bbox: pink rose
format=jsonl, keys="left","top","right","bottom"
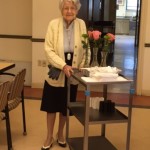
{"left": 88, "top": 31, "right": 93, "bottom": 38}
{"left": 92, "top": 31, "right": 101, "bottom": 40}
{"left": 107, "top": 33, "right": 115, "bottom": 41}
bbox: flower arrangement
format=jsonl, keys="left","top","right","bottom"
{"left": 82, "top": 30, "right": 115, "bottom": 67}
{"left": 102, "top": 33, "right": 115, "bottom": 52}
{"left": 82, "top": 30, "right": 102, "bottom": 49}
{"left": 82, "top": 30, "right": 115, "bottom": 52}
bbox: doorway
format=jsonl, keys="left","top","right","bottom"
{"left": 77, "top": 0, "right": 141, "bottom": 82}
{"left": 114, "top": 0, "right": 141, "bottom": 82}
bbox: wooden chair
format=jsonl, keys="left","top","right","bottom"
{"left": 1, "top": 68, "right": 27, "bottom": 142}
{"left": 7, "top": 68, "right": 27, "bottom": 135}
{"left": 0, "top": 81, "right": 12, "bottom": 150}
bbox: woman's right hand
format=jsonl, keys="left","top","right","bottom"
{"left": 63, "top": 65, "right": 73, "bottom": 77}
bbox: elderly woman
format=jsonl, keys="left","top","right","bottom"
{"left": 40, "top": 0, "right": 90, "bottom": 149}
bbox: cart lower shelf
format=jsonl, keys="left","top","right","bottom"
{"left": 69, "top": 104, "right": 128, "bottom": 125}
{"left": 68, "top": 136, "right": 117, "bottom": 150}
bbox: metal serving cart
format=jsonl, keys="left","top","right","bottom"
{"left": 66, "top": 71, "right": 134, "bottom": 150}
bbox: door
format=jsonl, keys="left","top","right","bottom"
{"left": 135, "top": 0, "right": 141, "bottom": 47}
{"left": 77, "top": 0, "right": 89, "bottom": 26}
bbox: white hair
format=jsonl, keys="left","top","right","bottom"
{"left": 59, "top": 0, "right": 81, "bottom": 11}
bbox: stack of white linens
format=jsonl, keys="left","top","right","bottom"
{"left": 87, "top": 66, "right": 121, "bottom": 80}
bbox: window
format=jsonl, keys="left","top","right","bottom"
{"left": 117, "top": 0, "right": 124, "bottom": 6}
{"left": 126, "top": 0, "right": 138, "bottom": 10}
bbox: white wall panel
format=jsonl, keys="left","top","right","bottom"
{"left": 0, "top": 39, "right": 32, "bottom": 62}
{"left": 32, "top": 42, "right": 48, "bottom": 88}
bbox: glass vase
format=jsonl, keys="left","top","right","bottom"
{"left": 90, "top": 47, "right": 99, "bottom": 67}
{"left": 84, "top": 49, "right": 89, "bottom": 68}
{"left": 100, "top": 51, "right": 108, "bottom": 67}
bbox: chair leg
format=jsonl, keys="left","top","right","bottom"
{"left": 5, "top": 105, "right": 13, "bottom": 150}
{"left": 21, "top": 88, "right": 27, "bottom": 135}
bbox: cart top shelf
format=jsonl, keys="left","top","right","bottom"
{"left": 72, "top": 71, "right": 133, "bottom": 86}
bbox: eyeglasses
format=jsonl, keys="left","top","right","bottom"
{"left": 63, "top": 7, "right": 77, "bottom": 11}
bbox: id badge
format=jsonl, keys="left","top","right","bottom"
{"left": 67, "top": 53, "right": 71, "bottom": 60}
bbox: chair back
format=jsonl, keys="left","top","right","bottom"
{"left": 0, "top": 81, "right": 10, "bottom": 112}
{"left": 8, "top": 69, "right": 26, "bottom": 101}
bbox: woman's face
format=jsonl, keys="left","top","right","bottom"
{"left": 61, "top": 1, "right": 78, "bottom": 24}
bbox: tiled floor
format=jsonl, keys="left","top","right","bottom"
{"left": 114, "top": 35, "right": 137, "bottom": 80}
{"left": 113, "top": 35, "right": 137, "bottom": 94}
{"left": 1, "top": 100, "right": 150, "bottom": 150}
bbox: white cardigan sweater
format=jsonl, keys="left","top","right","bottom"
{"left": 44, "top": 17, "right": 90, "bottom": 87}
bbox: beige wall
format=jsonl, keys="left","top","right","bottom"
{"left": 32, "top": 0, "right": 61, "bottom": 87}
{"left": 32, "top": 0, "right": 61, "bottom": 38}
{"left": 0, "top": 0, "right": 32, "bottom": 86}
{"left": 0, "top": 0, "right": 32, "bottom": 35}
{"left": 136, "top": 0, "right": 150, "bottom": 96}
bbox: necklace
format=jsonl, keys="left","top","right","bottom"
{"left": 66, "top": 25, "right": 73, "bottom": 60}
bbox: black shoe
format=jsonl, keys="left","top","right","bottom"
{"left": 41, "top": 138, "right": 53, "bottom": 150}
{"left": 57, "top": 139, "right": 67, "bottom": 148}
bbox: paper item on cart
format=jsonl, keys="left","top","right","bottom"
{"left": 90, "top": 97, "right": 104, "bottom": 109}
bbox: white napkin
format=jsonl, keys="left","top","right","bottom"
{"left": 90, "top": 72, "right": 118, "bottom": 79}
{"left": 88, "top": 66, "right": 121, "bottom": 79}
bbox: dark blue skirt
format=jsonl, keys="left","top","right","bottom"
{"left": 40, "top": 53, "right": 78, "bottom": 116}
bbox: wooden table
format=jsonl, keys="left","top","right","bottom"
{"left": 0, "top": 61, "right": 15, "bottom": 74}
